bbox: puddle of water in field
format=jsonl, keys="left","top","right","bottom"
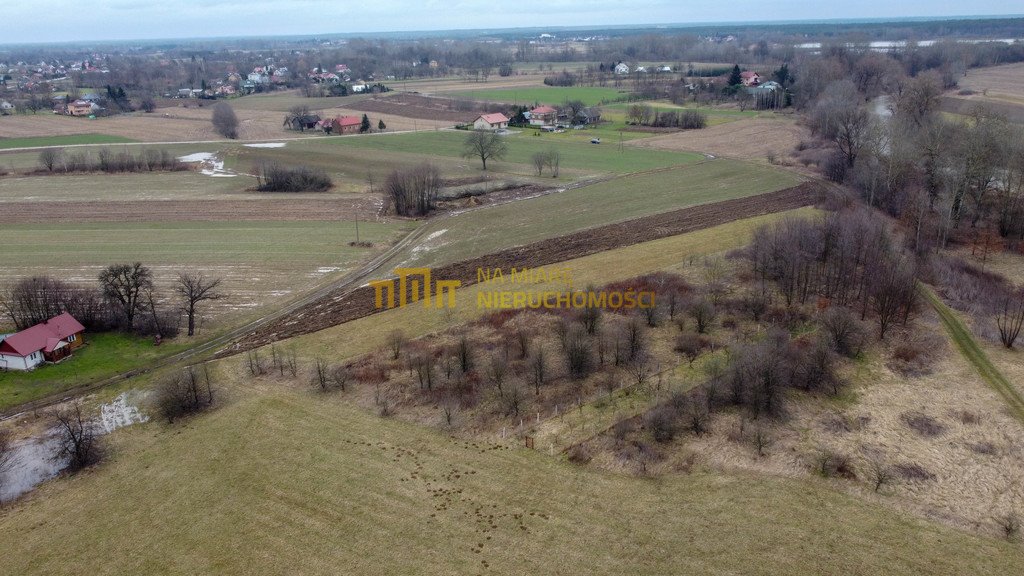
{"left": 0, "top": 392, "right": 148, "bottom": 502}
{"left": 0, "top": 433, "right": 65, "bottom": 502}
{"left": 244, "top": 142, "right": 286, "bottom": 148}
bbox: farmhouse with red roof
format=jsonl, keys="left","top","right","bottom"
{"left": 330, "top": 115, "right": 363, "bottom": 134}
{"left": 472, "top": 113, "right": 509, "bottom": 131}
{"left": 528, "top": 105, "right": 558, "bottom": 126}
{"left": 0, "top": 313, "right": 85, "bottom": 371}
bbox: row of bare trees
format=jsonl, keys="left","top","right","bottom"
{"left": 38, "top": 147, "right": 185, "bottom": 174}
{"left": 1, "top": 265, "right": 220, "bottom": 337}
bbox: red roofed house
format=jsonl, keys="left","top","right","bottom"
{"left": 472, "top": 113, "right": 509, "bottom": 131}
{"left": 0, "top": 313, "right": 85, "bottom": 371}
{"left": 331, "top": 115, "right": 363, "bottom": 134}
{"left": 528, "top": 105, "right": 557, "bottom": 126}
{"left": 740, "top": 71, "right": 761, "bottom": 87}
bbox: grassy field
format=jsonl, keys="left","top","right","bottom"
{"left": 288, "top": 208, "right": 818, "bottom": 360}
{"left": 923, "top": 286, "right": 1024, "bottom": 424}
{"left": 0, "top": 220, "right": 417, "bottom": 325}
{"left": 327, "top": 130, "right": 702, "bottom": 174}
{"left": 0, "top": 333, "right": 189, "bottom": 412}
{"left": 442, "top": 86, "right": 631, "bottom": 106}
{"left": 389, "top": 159, "right": 802, "bottom": 268}
{"left": 0, "top": 134, "right": 136, "bottom": 149}
{"left": 0, "top": 383, "right": 1019, "bottom": 575}
{"left": 0, "top": 170, "right": 245, "bottom": 201}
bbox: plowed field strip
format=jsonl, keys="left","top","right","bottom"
{"left": 222, "top": 182, "right": 825, "bottom": 354}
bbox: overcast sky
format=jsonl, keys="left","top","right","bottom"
{"left": 3, "top": 1, "right": 1019, "bottom": 44}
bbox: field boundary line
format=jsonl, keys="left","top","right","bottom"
{"left": 922, "top": 285, "right": 1024, "bottom": 424}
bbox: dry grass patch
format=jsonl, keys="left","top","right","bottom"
{"left": 656, "top": 305, "right": 1024, "bottom": 537}
{"left": 0, "top": 382, "right": 1020, "bottom": 574}
{"left": 626, "top": 116, "right": 809, "bottom": 163}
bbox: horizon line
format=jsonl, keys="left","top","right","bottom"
{"left": 1, "top": 13, "right": 1023, "bottom": 48}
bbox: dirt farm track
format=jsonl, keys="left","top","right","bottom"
{"left": 221, "top": 182, "right": 825, "bottom": 354}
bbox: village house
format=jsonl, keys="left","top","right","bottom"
{"left": 66, "top": 99, "right": 97, "bottom": 116}
{"left": 614, "top": 62, "right": 630, "bottom": 75}
{"left": 575, "top": 107, "right": 602, "bottom": 125}
{"left": 747, "top": 80, "right": 781, "bottom": 95}
{"left": 740, "top": 71, "right": 761, "bottom": 86}
{"left": 288, "top": 113, "right": 322, "bottom": 131}
{"left": 328, "top": 115, "right": 362, "bottom": 134}
{"left": 0, "top": 100, "right": 13, "bottom": 115}
{"left": 247, "top": 71, "right": 270, "bottom": 85}
{"left": 528, "top": 105, "right": 557, "bottom": 126}
{"left": 473, "top": 113, "right": 510, "bottom": 131}
{"left": 0, "top": 313, "right": 85, "bottom": 371}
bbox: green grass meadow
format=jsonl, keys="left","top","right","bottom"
{"left": 0, "top": 332, "right": 188, "bottom": 411}
{"left": 442, "top": 86, "right": 630, "bottom": 106}
{"left": 0, "top": 133, "right": 136, "bottom": 150}
{"left": 390, "top": 159, "right": 801, "bottom": 267}
{"left": 324, "top": 130, "right": 702, "bottom": 174}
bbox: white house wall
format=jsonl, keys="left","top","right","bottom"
{"left": 0, "top": 351, "right": 42, "bottom": 371}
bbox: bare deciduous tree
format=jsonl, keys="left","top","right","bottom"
{"left": 527, "top": 345, "right": 547, "bottom": 394}
{"left": 996, "top": 288, "right": 1024, "bottom": 349}
{"left": 462, "top": 130, "right": 508, "bottom": 170}
{"left": 387, "top": 330, "right": 406, "bottom": 360}
{"left": 689, "top": 298, "right": 717, "bottom": 334}
{"left": 156, "top": 365, "right": 215, "bottom": 422}
{"left": 38, "top": 148, "right": 64, "bottom": 172}
{"left": 531, "top": 151, "right": 547, "bottom": 176}
{"left": 52, "top": 403, "right": 102, "bottom": 472}
{"left": 868, "top": 458, "right": 894, "bottom": 492}
{"left": 311, "top": 357, "right": 330, "bottom": 391}
{"left": 175, "top": 271, "right": 222, "bottom": 337}
{"left": 751, "top": 425, "right": 772, "bottom": 457}
{"left": 501, "top": 384, "right": 526, "bottom": 417}
{"left": 98, "top": 262, "right": 153, "bottom": 329}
